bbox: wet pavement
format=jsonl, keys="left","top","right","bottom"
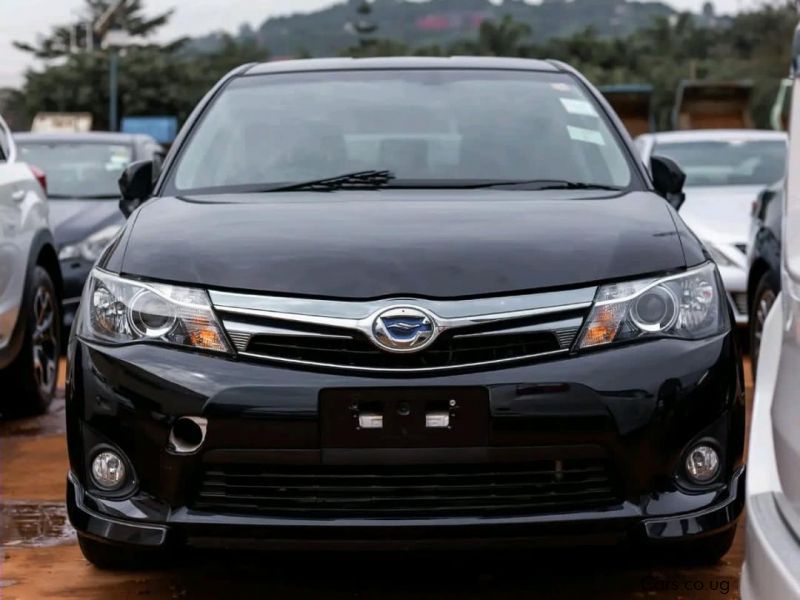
{"left": 0, "top": 359, "right": 750, "bottom": 599}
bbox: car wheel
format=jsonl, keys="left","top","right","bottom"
{"left": 750, "top": 271, "right": 779, "bottom": 380}
{"left": 0, "top": 266, "right": 61, "bottom": 417}
{"left": 653, "top": 526, "right": 737, "bottom": 566}
{"left": 77, "top": 534, "right": 169, "bottom": 570}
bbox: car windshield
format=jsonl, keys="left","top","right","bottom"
{"left": 171, "top": 69, "right": 634, "bottom": 194}
{"left": 654, "top": 139, "right": 787, "bottom": 188}
{"left": 17, "top": 141, "right": 133, "bottom": 198}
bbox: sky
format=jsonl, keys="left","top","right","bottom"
{"left": 0, "top": 0, "right": 765, "bottom": 88}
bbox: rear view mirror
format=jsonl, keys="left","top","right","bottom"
{"left": 650, "top": 155, "right": 686, "bottom": 211}
{"left": 119, "top": 160, "right": 155, "bottom": 218}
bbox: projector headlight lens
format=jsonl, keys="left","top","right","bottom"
{"left": 83, "top": 268, "right": 232, "bottom": 354}
{"left": 578, "top": 262, "right": 725, "bottom": 349}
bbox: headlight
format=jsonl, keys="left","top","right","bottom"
{"left": 703, "top": 242, "right": 737, "bottom": 268}
{"left": 82, "top": 269, "right": 232, "bottom": 354}
{"left": 577, "top": 262, "right": 726, "bottom": 349}
{"left": 59, "top": 225, "right": 121, "bottom": 261}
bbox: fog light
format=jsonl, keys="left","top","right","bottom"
{"left": 685, "top": 445, "right": 720, "bottom": 484}
{"left": 91, "top": 451, "right": 126, "bottom": 490}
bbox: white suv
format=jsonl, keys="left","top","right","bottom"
{"left": 0, "top": 113, "right": 62, "bottom": 415}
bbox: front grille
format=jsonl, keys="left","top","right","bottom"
{"left": 731, "top": 292, "right": 748, "bottom": 316}
{"left": 210, "top": 288, "right": 594, "bottom": 373}
{"left": 192, "top": 460, "right": 622, "bottom": 518}
{"left": 245, "top": 326, "right": 565, "bottom": 371}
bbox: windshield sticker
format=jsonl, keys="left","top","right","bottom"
{"left": 560, "top": 98, "right": 598, "bottom": 117}
{"left": 551, "top": 83, "right": 572, "bottom": 92}
{"left": 106, "top": 147, "right": 132, "bottom": 171}
{"left": 567, "top": 126, "right": 606, "bottom": 146}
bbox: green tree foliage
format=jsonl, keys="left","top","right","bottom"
{"left": 13, "top": 0, "right": 173, "bottom": 58}
{"left": 531, "top": 3, "right": 796, "bottom": 128}
{"left": 12, "top": 3, "right": 268, "bottom": 129}
{"left": 450, "top": 15, "right": 532, "bottom": 57}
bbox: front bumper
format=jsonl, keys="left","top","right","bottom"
{"left": 742, "top": 493, "right": 800, "bottom": 599}
{"left": 68, "top": 467, "right": 745, "bottom": 551}
{"left": 66, "top": 331, "right": 745, "bottom": 551}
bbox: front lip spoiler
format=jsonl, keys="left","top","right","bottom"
{"left": 642, "top": 465, "right": 746, "bottom": 541}
{"left": 67, "top": 473, "right": 168, "bottom": 548}
{"left": 66, "top": 467, "right": 745, "bottom": 550}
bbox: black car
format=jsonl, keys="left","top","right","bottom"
{"left": 747, "top": 180, "right": 784, "bottom": 373}
{"left": 15, "top": 132, "right": 165, "bottom": 335}
{"left": 66, "top": 58, "right": 745, "bottom": 569}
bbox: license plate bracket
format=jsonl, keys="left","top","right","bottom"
{"left": 320, "top": 388, "right": 489, "bottom": 448}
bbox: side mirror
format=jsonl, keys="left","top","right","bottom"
{"left": 650, "top": 155, "right": 686, "bottom": 211}
{"left": 119, "top": 160, "right": 155, "bottom": 218}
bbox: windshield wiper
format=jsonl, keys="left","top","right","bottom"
{"left": 263, "top": 170, "right": 396, "bottom": 192}
{"left": 464, "top": 179, "right": 623, "bottom": 191}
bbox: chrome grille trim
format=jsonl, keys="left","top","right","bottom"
{"left": 210, "top": 287, "right": 595, "bottom": 372}
{"left": 221, "top": 319, "right": 354, "bottom": 353}
{"left": 237, "top": 348, "right": 570, "bottom": 374}
{"left": 209, "top": 287, "right": 596, "bottom": 321}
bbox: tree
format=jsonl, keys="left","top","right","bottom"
{"left": 10, "top": 2, "right": 268, "bottom": 130}
{"left": 14, "top": 0, "right": 173, "bottom": 59}
{"left": 449, "top": 16, "right": 532, "bottom": 57}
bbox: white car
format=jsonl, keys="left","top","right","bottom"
{"left": 741, "top": 17, "right": 800, "bottom": 599}
{"left": 0, "top": 114, "right": 62, "bottom": 416}
{"left": 637, "top": 129, "right": 787, "bottom": 325}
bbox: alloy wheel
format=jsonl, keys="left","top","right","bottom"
{"left": 753, "top": 288, "right": 777, "bottom": 368}
{"left": 31, "top": 285, "right": 57, "bottom": 397}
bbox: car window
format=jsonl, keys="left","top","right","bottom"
{"left": 17, "top": 142, "right": 134, "bottom": 198}
{"left": 171, "top": 69, "right": 634, "bottom": 194}
{"left": 655, "top": 139, "right": 787, "bottom": 188}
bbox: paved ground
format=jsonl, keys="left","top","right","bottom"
{"left": 0, "top": 360, "right": 750, "bottom": 599}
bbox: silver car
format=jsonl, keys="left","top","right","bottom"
{"left": 637, "top": 129, "right": 787, "bottom": 325}
{"left": 0, "top": 114, "right": 62, "bottom": 416}
{"left": 741, "top": 16, "right": 800, "bottom": 599}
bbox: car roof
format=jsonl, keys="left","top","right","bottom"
{"left": 645, "top": 129, "right": 788, "bottom": 144}
{"left": 14, "top": 131, "right": 155, "bottom": 145}
{"left": 245, "top": 56, "right": 560, "bottom": 76}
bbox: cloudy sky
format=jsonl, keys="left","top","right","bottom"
{"left": 0, "top": 0, "right": 765, "bottom": 88}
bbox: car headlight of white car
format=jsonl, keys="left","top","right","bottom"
{"left": 578, "top": 262, "right": 727, "bottom": 348}
{"left": 59, "top": 225, "right": 122, "bottom": 262}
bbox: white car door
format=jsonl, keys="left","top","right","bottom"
{"left": 0, "top": 115, "right": 49, "bottom": 351}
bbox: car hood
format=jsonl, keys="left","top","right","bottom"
{"left": 48, "top": 198, "right": 124, "bottom": 247}
{"left": 118, "top": 190, "right": 686, "bottom": 299}
{"left": 679, "top": 185, "right": 763, "bottom": 245}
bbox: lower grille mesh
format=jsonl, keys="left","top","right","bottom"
{"left": 192, "top": 460, "right": 622, "bottom": 518}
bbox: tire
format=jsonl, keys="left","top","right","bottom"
{"left": 750, "top": 270, "right": 779, "bottom": 380}
{"left": 77, "top": 534, "right": 168, "bottom": 570}
{"left": 0, "top": 266, "right": 61, "bottom": 417}
{"left": 653, "top": 526, "right": 737, "bottom": 566}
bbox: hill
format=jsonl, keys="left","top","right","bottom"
{"left": 190, "top": 0, "right": 683, "bottom": 58}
